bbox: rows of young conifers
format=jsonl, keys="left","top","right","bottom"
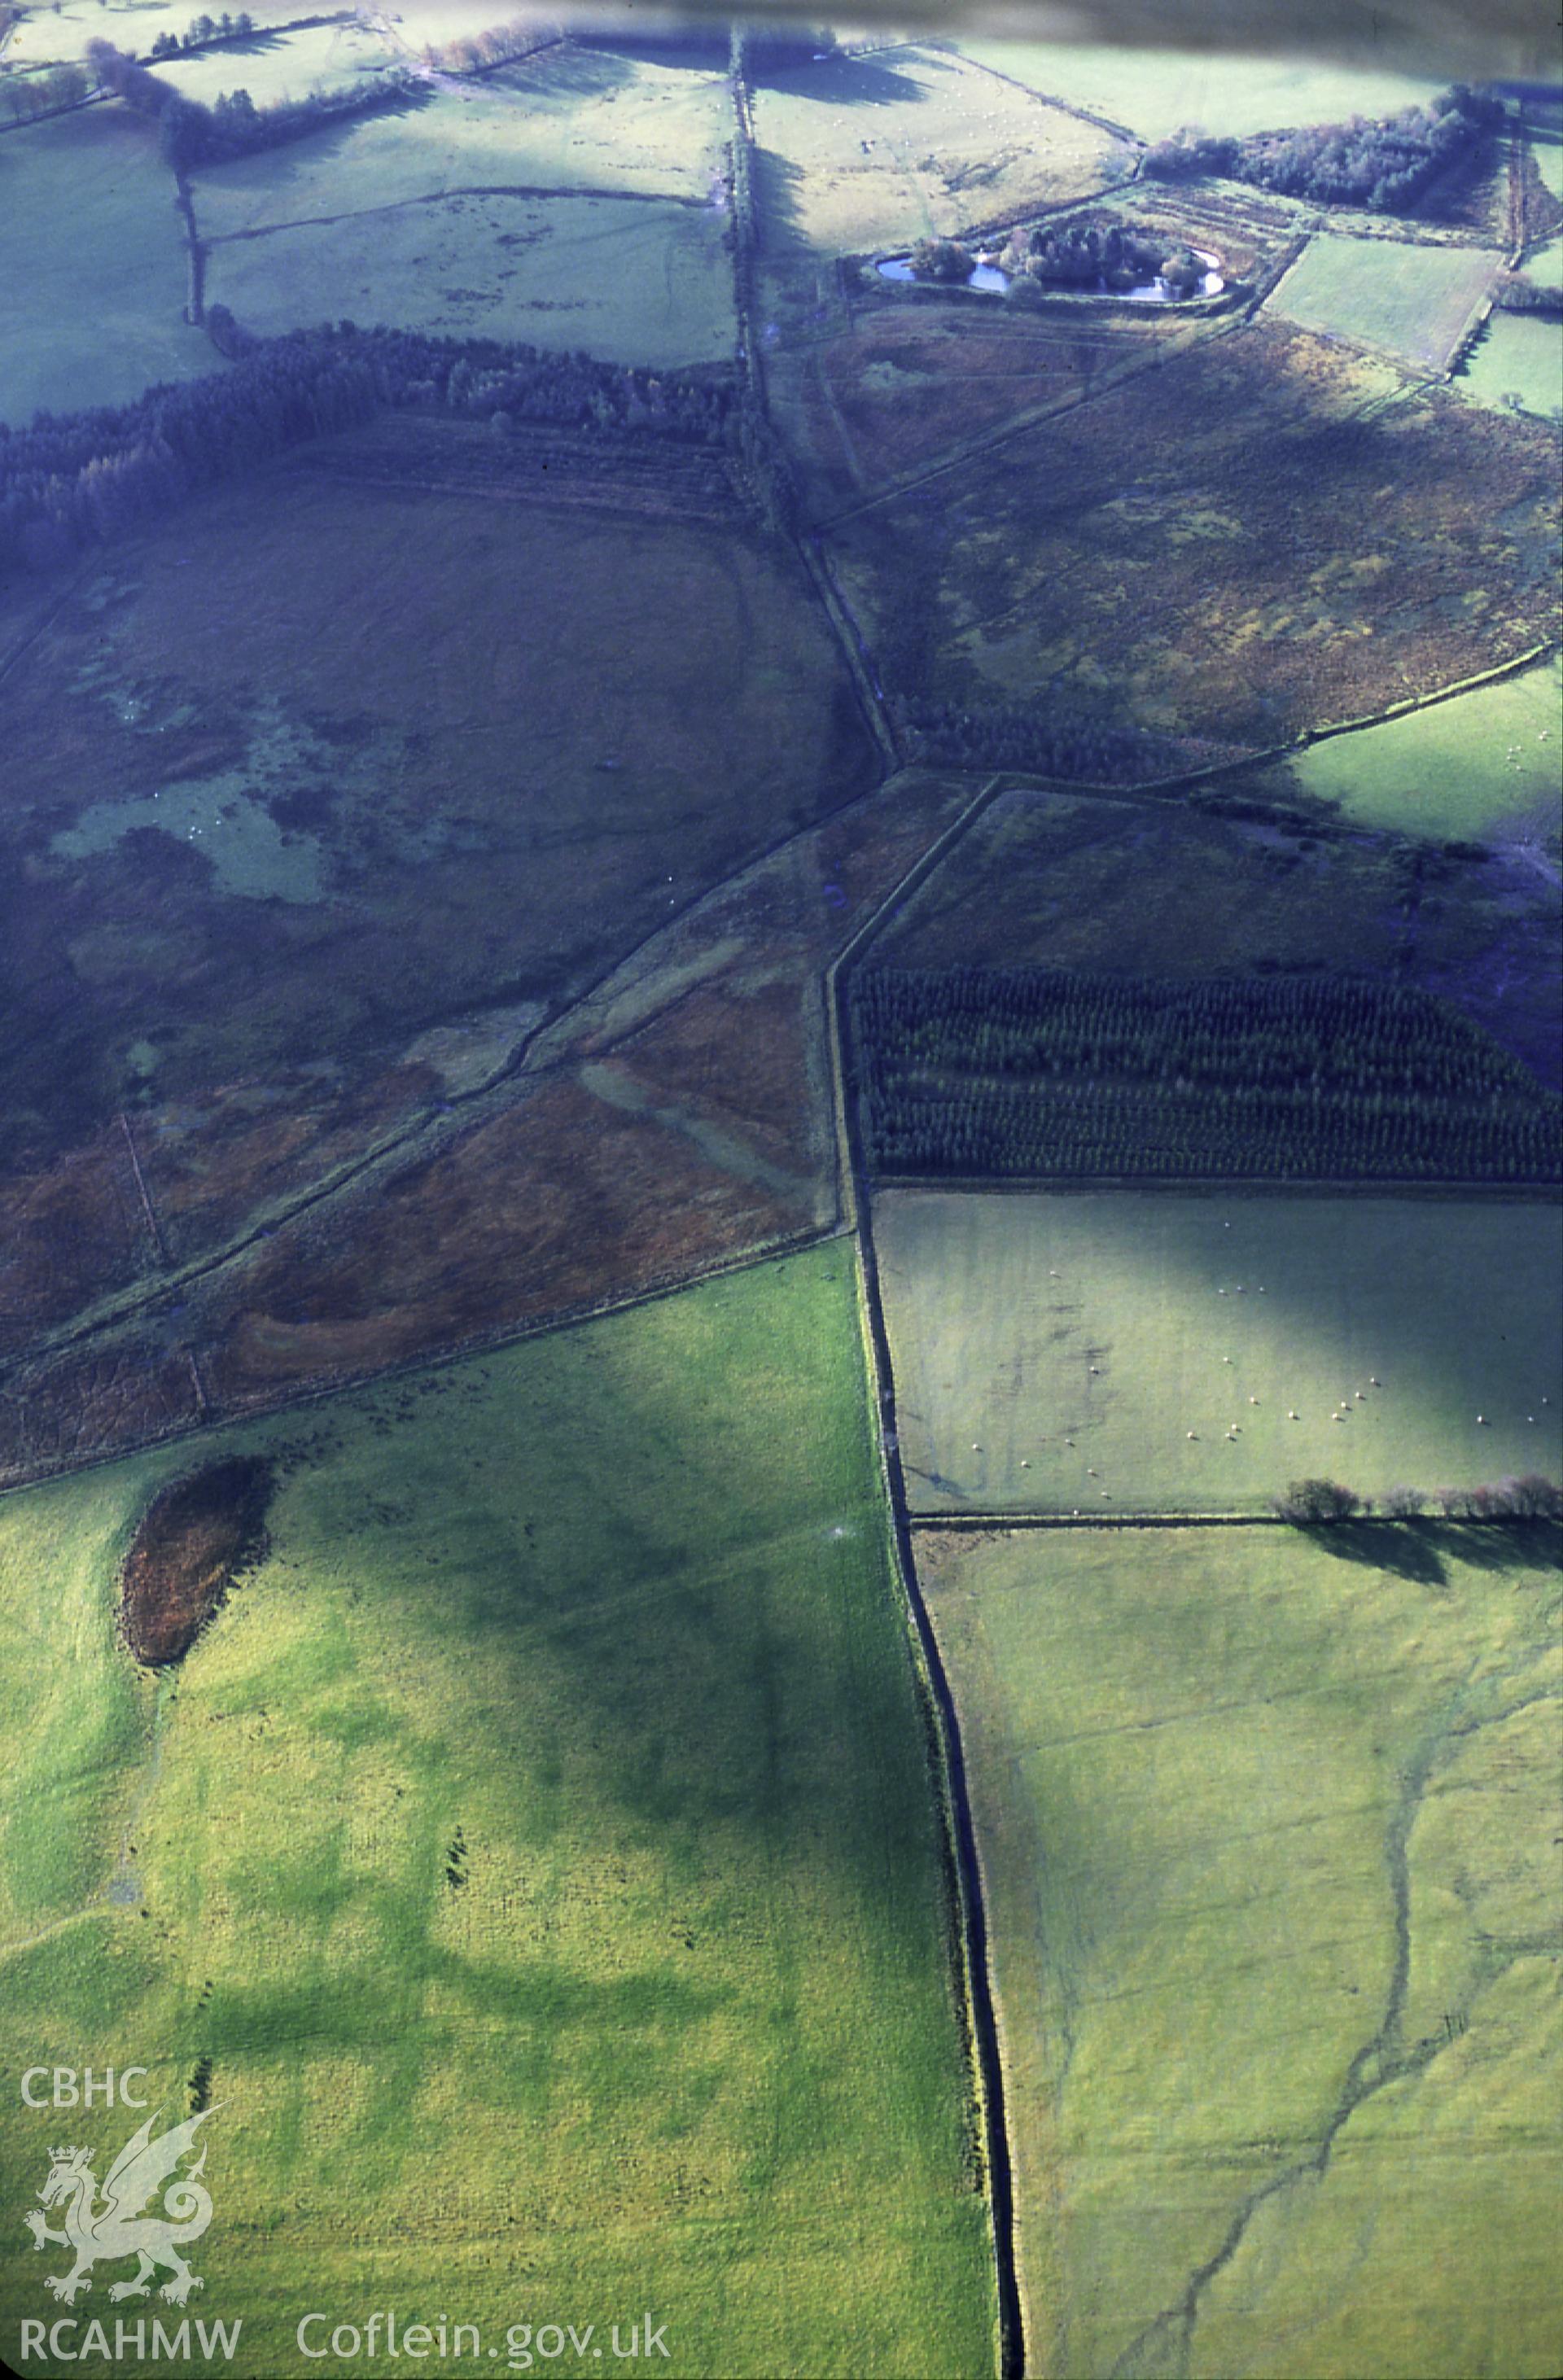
{"left": 852, "top": 969, "right": 1563, "bottom": 1181}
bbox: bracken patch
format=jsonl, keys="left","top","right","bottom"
{"left": 119, "top": 1455, "right": 274, "bottom": 1666}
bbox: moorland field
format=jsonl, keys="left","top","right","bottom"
{"left": 0, "top": 1248, "right": 996, "bottom": 2378}
{"left": 825, "top": 321, "right": 1559, "bottom": 754}
{"left": 922, "top": 1524, "right": 1561, "bottom": 2379}
{"left": 2, "top": 455, "right": 871, "bottom": 1170}
{"left": 868, "top": 776, "right": 1561, "bottom": 1089}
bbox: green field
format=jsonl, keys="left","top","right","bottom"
{"left": 159, "top": 19, "right": 399, "bottom": 107}
{"left": 1, "top": 1, "right": 309, "bottom": 73}
{"left": 0, "top": 1247, "right": 995, "bottom": 2378}
{"left": 204, "top": 186, "right": 735, "bottom": 365}
{"left": 874, "top": 1189, "right": 1563, "bottom": 1515}
{"left": 749, "top": 42, "right": 1126, "bottom": 263}
{"left": 1294, "top": 652, "right": 1563, "bottom": 836}
{"left": 1457, "top": 307, "right": 1563, "bottom": 421}
{"left": 954, "top": 39, "right": 1445, "bottom": 144}
{"left": 190, "top": 51, "right": 728, "bottom": 236}
{"left": 1265, "top": 234, "right": 1501, "bottom": 373}
{"left": 922, "top": 1524, "right": 1563, "bottom": 2379}
{"left": 0, "top": 107, "right": 215, "bottom": 421}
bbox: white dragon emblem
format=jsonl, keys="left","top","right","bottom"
{"left": 24, "top": 2107, "right": 219, "bottom": 2307}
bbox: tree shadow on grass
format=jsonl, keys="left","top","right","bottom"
{"left": 754, "top": 55, "right": 929, "bottom": 107}
{"left": 1302, "top": 1519, "right": 1451, "bottom": 1587}
{"left": 1301, "top": 1516, "right": 1563, "bottom": 1587}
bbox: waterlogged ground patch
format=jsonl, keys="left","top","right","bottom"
{"left": 1265, "top": 234, "right": 1501, "bottom": 374}
{"left": 0, "top": 1249, "right": 994, "bottom": 2376}
{"left": 52, "top": 784, "right": 326, "bottom": 904}
{"left": 874, "top": 1189, "right": 1563, "bottom": 1516}
{"left": 922, "top": 1524, "right": 1563, "bottom": 2380}
{"left": 2, "top": 454, "right": 872, "bottom": 1170}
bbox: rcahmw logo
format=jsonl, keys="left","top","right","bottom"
{"left": 16, "top": 2076, "right": 241, "bottom": 2363}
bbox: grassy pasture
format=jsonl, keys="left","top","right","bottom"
{"left": 825, "top": 320, "right": 1560, "bottom": 748}
{"left": 952, "top": 39, "right": 1446, "bottom": 145}
{"left": 190, "top": 50, "right": 727, "bottom": 237}
{"left": 873, "top": 1188, "right": 1563, "bottom": 1516}
{"left": 1293, "top": 652, "right": 1563, "bottom": 837}
{"left": 1265, "top": 233, "right": 1502, "bottom": 372}
{"left": 749, "top": 43, "right": 1127, "bottom": 264}
{"left": 921, "top": 1523, "right": 1563, "bottom": 2379}
{"left": 157, "top": 17, "right": 398, "bottom": 106}
{"left": 0, "top": 2, "right": 309, "bottom": 73}
{"left": 0, "top": 106, "right": 215, "bottom": 422}
{"left": 204, "top": 185, "right": 734, "bottom": 365}
{"left": 1457, "top": 307, "right": 1563, "bottom": 420}
{"left": 0, "top": 1247, "right": 995, "bottom": 2378}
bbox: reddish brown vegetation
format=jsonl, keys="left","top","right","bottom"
{"left": 141, "top": 1061, "right": 444, "bottom": 1262}
{"left": 0, "top": 771, "right": 975, "bottom": 1488}
{"left": 0, "top": 1134, "right": 153, "bottom": 1350}
{"left": 120, "top": 1457, "right": 274, "bottom": 1666}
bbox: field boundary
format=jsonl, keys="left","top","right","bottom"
{"left": 196, "top": 178, "right": 716, "bottom": 248}
{"left": 825, "top": 774, "right": 1024, "bottom": 2380}
{"left": 910, "top": 1509, "right": 1563, "bottom": 1530}
{"left": 946, "top": 42, "right": 1145, "bottom": 151}
{"left": 0, "top": 1218, "right": 847, "bottom": 1503}
{"left": 869, "top": 1173, "right": 1563, "bottom": 1198}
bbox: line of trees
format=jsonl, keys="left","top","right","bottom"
{"left": 0, "top": 325, "right": 738, "bottom": 574}
{"left": 0, "top": 58, "right": 90, "bottom": 120}
{"left": 149, "top": 12, "right": 258, "bottom": 59}
{"left": 1273, "top": 1474, "right": 1562, "bottom": 1522}
{"left": 1143, "top": 84, "right": 1502, "bottom": 215}
{"left": 891, "top": 694, "right": 1179, "bottom": 784}
{"left": 851, "top": 967, "right": 1563, "bottom": 1183}
{"left": 84, "top": 35, "right": 418, "bottom": 170}
{"left": 417, "top": 15, "right": 563, "bottom": 77}
{"left": 1495, "top": 272, "right": 1563, "bottom": 317}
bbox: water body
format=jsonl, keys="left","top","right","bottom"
{"left": 876, "top": 248, "right": 1224, "bottom": 302}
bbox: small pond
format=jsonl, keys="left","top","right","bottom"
{"left": 876, "top": 247, "right": 1224, "bottom": 303}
